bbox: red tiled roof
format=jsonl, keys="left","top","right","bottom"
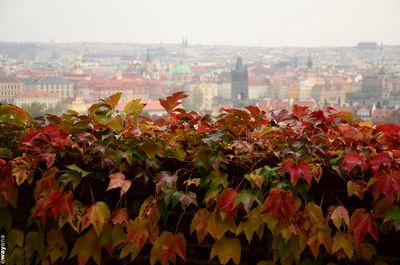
{"left": 15, "top": 91, "right": 58, "bottom": 98}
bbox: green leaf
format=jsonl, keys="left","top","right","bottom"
{"left": 0, "top": 208, "right": 11, "bottom": 231}
{"left": 210, "top": 237, "right": 241, "bottom": 264}
{"left": 384, "top": 206, "right": 400, "bottom": 230}
{"left": 66, "top": 164, "right": 90, "bottom": 177}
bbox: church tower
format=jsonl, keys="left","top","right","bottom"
{"left": 231, "top": 57, "right": 248, "bottom": 107}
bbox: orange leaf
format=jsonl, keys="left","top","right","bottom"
{"left": 150, "top": 232, "right": 186, "bottom": 265}
{"left": 347, "top": 180, "right": 366, "bottom": 199}
{"left": 210, "top": 237, "right": 241, "bottom": 264}
{"left": 111, "top": 207, "right": 130, "bottom": 226}
{"left": 261, "top": 188, "right": 296, "bottom": 224}
{"left": 32, "top": 189, "right": 73, "bottom": 224}
{"left": 126, "top": 218, "right": 150, "bottom": 254}
{"left": 306, "top": 228, "right": 332, "bottom": 257}
{"left": 349, "top": 209, "right": 378, "bottom": 247}
{"left": 190, "top": 208, "right": 212, "bottom": 243}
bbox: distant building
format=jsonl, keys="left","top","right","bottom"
{"left": 35, "top": 77, "right": 74, "bottom": 100}
{"left": 14, "top": 90, "right": 60, "bottom": 108}
{"left": 0, "top": 77, "right": 24, "bottom": 104}
{"left": 169, "top": 62, "right": 192, "bottom": 83}
{"left": 357, "top": 42, "right": 378, "bottom": 50}
{"left": 231, "top": 57, "right": 248, "bottom": 107}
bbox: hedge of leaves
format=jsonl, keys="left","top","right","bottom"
{"left": 1, "top": 92, "right": 400, "bottom": 265}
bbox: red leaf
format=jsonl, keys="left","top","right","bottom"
{"left": 34, "top": 153, "right": 56, "bottom": 168}
{"left": 349, "top": 209, "right": 378, "bottom": 247}
{"left": 21, "top": 125, "right": 72, "bottom": 150}
{"left": 107, "top": 172, "right": 132, "bottom": 197}
{"left": 368, "top": 152, "right": 392, "bottom": 176}
{"left": 32, "top": 189, "right": 73, "bottom": 223}
{"left": 280, "top": 158, "right": 313, "bottom": 185}
{"left": 375, "top": 123, "right": 400, "bottom": 134}
{"left": 111, "top": 208, "right": 130, "bottom": 226}
{"left": 261, "top": 188, "right": 296, "bottom": 224}
{"left": 215, "top": 187, "right": 240, "bottom": 220}
{"left": 342, "top": 153, "right": 367, "bottom": 173}
{"left": 373, "top": 171, "right": 400, "bottom": 200}
{"left": 150, "top": 232, "right": 186, "bottom": 265}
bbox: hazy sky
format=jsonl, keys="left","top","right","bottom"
{"left": 0, "top": 0, "right": 399, "bottom": 47}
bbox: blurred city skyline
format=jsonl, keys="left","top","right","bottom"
{"left": 0, "top": 0, "right": 399, "bottom": 47}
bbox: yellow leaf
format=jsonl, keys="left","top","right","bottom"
{"left": 124, "top": 99, "right": 144, "bottom": 116}
{"left": 331, "top": 206, "right": 350, "bottom": 229}
{"left": 184, "top": 178, "right": 201, "bottom": 187}
{"left": 210, "top": 237, "right": 241, "bottom": 265}
{"left": 208, "top": 211, "right": 236, "bottom": 240}
{"left": 306, "top": 228, "right": 332, "bottom": 257}
{"left": 81, "top": 201, "right": 111, "bottom": 235}
{"left": 358, "top": 242, "right": 377, "bottom": 262}
{"left": 306, "top": 202, "right": 325, "bottom": 228}
{"left": 190, "top": 208, "right": 211, "bottom": 243}
{"left": 332, "top": 231, "right": 354, "bottom": 259}
{"left": 245, "top": 168, "right": 265, "bottom": 189}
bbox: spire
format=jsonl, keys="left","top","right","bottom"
{"left": 235, "top": 57, "right": 244, "bottom": 70}
{"left": 146, "top": 48, "right": 151, "bottom": 62}
{"left": 307, "top": 54, "right": 313, "bottom": 69}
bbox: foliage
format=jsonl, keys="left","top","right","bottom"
{"left": 1, "top": 92, "right": 400, "bottom": 265}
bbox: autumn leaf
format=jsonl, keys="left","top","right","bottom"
{"left": 280, "top": 158, "right": 313, "bottom": 185}
{"left": 245, "top": 168, "right": 265, "bottom": 189}
{"left": 125, "top": 218, "right": 150, "bottom": 259}
{"left": 159, "top": 92, "right": 188, "bottom": 114}
{"left": 261, "top": 188, "right": 297, "bottom": 224}
{"left": 236, "top": 207, "right": 265, "bottom": 242}
{"left": 342, "top": 153, "right": 366, "bottom": 172}
{"left": 305, "top": 202, "right": 326, "bottom": 229}
{"left": 156, "top": 171, "right": 177, "bottom": 194}
{"left": 210, "top": 237, "right": 241, "bottom": 265}
{"left": 190, "top": 208, "right": 211, "bottom": 243}
{"left": 107, "top": 172, "right": 132, "bottom": 196}
{"left": 32, "top": 189, "right": 73, "bottom": 223}
{"left": 111, "top": 207, "right": 130, "bottom": 226}
{"left": 368, "top": 152, "right": 392, "bottom": 176}
{"left": 347, "top": 180, "right": 366, "bottom": 199}
{"left": 306, "top": 228, "right": 332, "bottom": 257}
{"left": 215, "top": 187, "right": 240, "bottom": 220}
{"left": 372, "top": 170, "right": 400, "bottom": 200}
{"left": 330, "top": 206, "right": 350, "bottom": 229}
{"left": 69, "top": 235, "right": 94, "bottom": 265}
{"left": 332, "top": 231, "right": 354, "bottom": 259}
{"left": 349, "top": 208, "right": 378, "bottom": 247}
{"left": 124, "top": 99, "right": 145, "bottom": 116}
{"left": 233, "top": 189, "right": 260, "bottom": 213}
{"left": 208, "top": 211, "right": 237, "bottom": 241}
{"left": 101, "top": 92, "right": 121, "bottom": 109}
{"left": 81, "top": 201, "right": 111, "bottom": 235}
{"left": 150, "top": 232, "right": 186, "bottom": 265}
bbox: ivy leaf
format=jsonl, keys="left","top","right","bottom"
{"left": 101, "top": 92, "right": 121, "bottom": 109}
{"left": 125, "top": 217, "right": 150, "bottom": 258}
{"left": 190, "top": 208, "right": 212, "bottom": 243}
{"left": 236, "top": 207, "right": 265, "bottom": 242}
{"left": 81, "top": 201, "right": 111, "bottom": 235}
{"left": 306, "top": 228, "right": 332, "bottom": 257}
{"left": 245, "top": 168, "right": 265, "bottom": 189}
{"left": 66, "top": 164, "right": 90, "bottom": 177}
{"left": 24, "top": 231, "right": 45, "bottom": 264}
{"left": 332, "top": 231, "right": 354, "bottom": 259}
{"left": 107, "top": 172, "right": 132, "bottom": 196}
{"left": 141, "top": 141, "right": 164, "bottom": 159}
{"left": 280, "top": 158, "right": 313, "bottom": 185}
{"left": 208, "top": 211, "right": 237, "bottom": 240}
{"left": 233, "top": 189, "right": 261, "bottom": 213}
{"left": 69, "top": 236, "right": 93, "bottom": 265}
{"left": 372, "top": 171, "right": 400, "bottom": 201}
{"left": 349, "top": 208, "right": 378, "bottom": 247}
{"left": 111, "top": 207, "right": 130, "bottom": 226}
{"left": 347, "top": 180, "right": 366, "bottom": 199}
{"left": 215, "top": 187, "right": 240, "bottom": 220}
{"left": 150, "top": 232, "right": 186, "bottom": 265}
{"left": 156, "top": 171, "right": 177, "bottom": 194}
{"left": 330, "top": 206, "right": 350, "bottom": 229}
{"left": 11, "top": 154, "right": 34, "bottom": 185}
{"left": 46, "top": 228, "right": 68, "bottom": 264}
{"left": 384, "top": 206, "right": 400, "bottom": 231}
{"left": 124, "top": 99, "right": 145, "bottom": 116}
{"left": 368, "top": 152, "right": 392, "bottom": 176}
{"left": 305, "top": 202, "right": 325, "bottom": 229}
{"left": 34, "top": 153, "right": 56, "bottom": 169}
{"left": 159, "top": 92, "right": 188, "bottom": 114}
{"left": 210, "top": 237, "right": 241, "bottom": 265}
{"left": 261, "top": 188, "right": 297, "bottom": 224}
{"left": 32, "top": 189, "right": 73, "bottom": 223}
{"left": 0, "top": 208, "right": 11, "bottom": 231}
{"left": 342, "top": 153, "right": 366, "bottom": 172}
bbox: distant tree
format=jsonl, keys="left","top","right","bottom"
{"left": 21, "top": 102, "right": 47, "bottom": 117}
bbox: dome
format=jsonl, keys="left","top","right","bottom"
{"left": 170, "top": 64, "right": 191, "bottom": 75}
